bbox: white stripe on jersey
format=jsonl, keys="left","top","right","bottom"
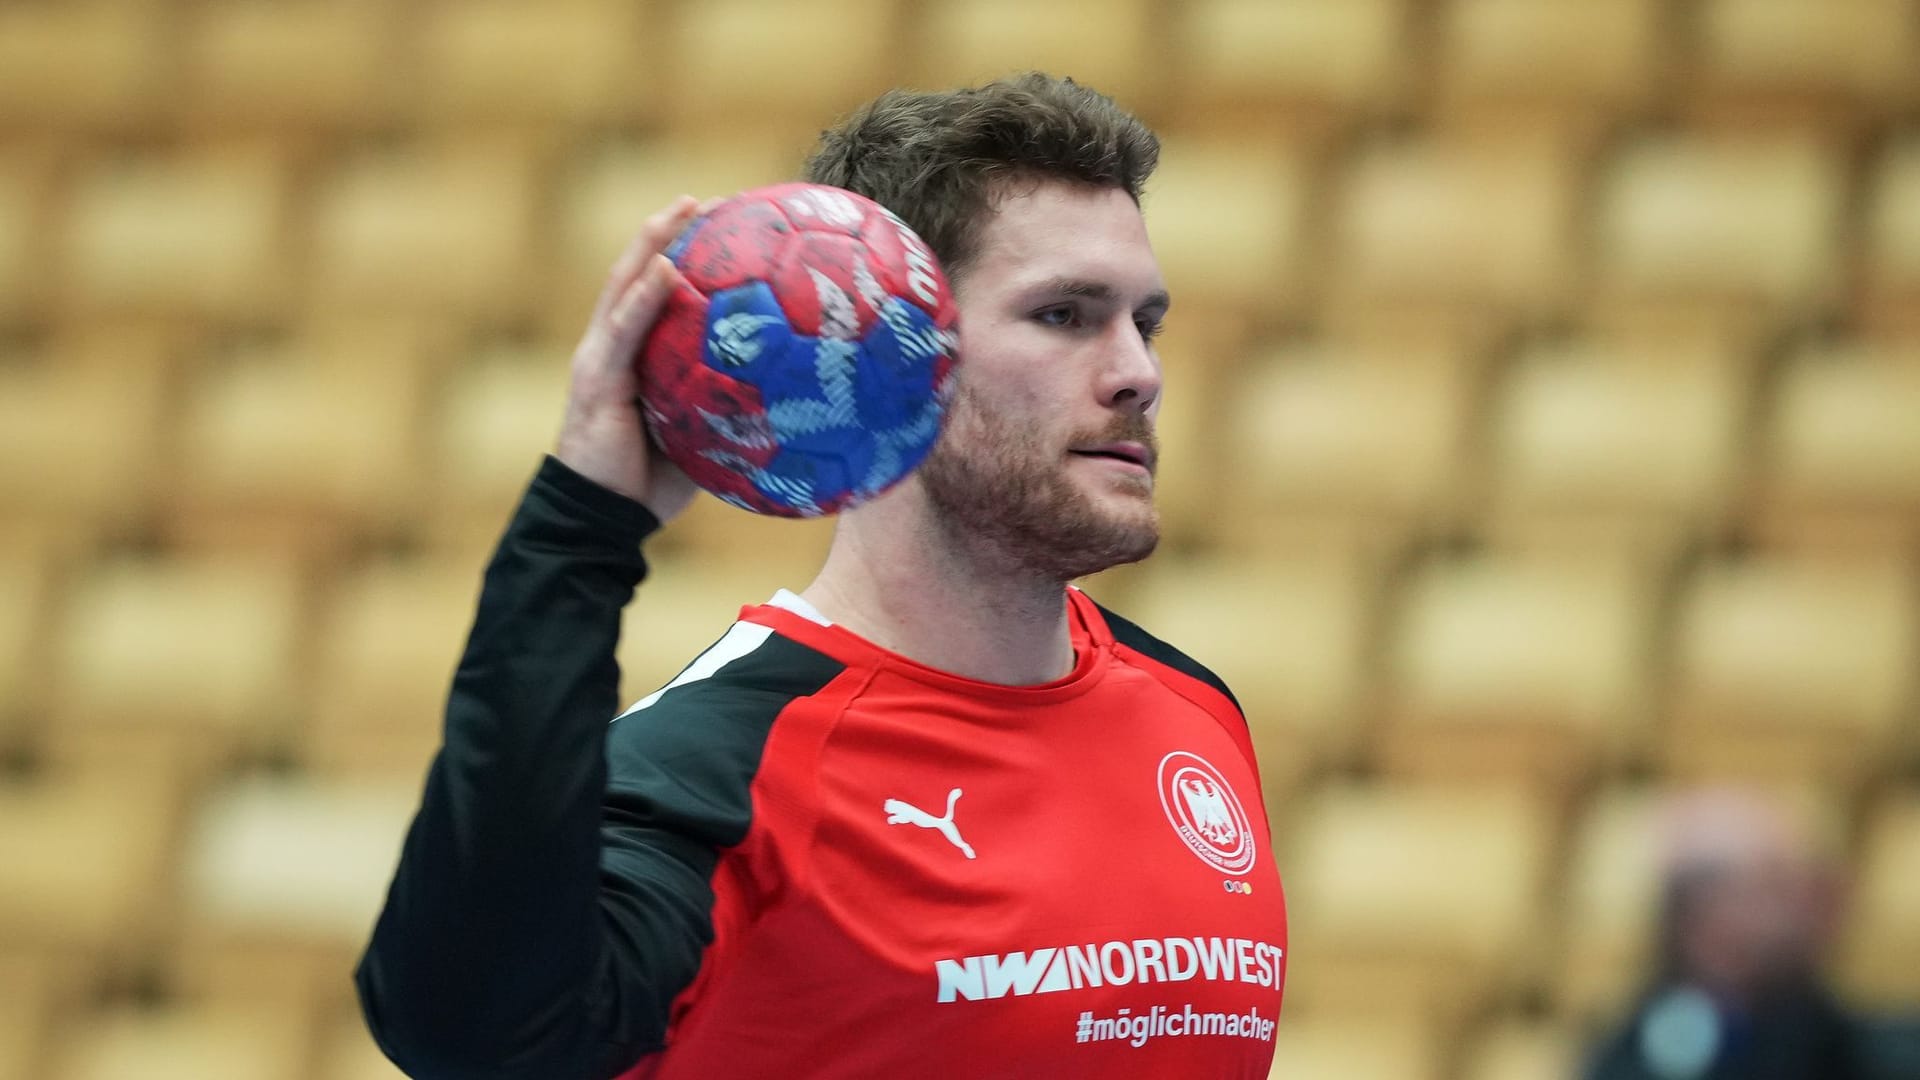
{"left": 615, "top": 621, "right": 774, "bottom": 721}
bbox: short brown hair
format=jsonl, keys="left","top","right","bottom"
{"left": 803, "top": 72, "right": 1160, "bottom": 284}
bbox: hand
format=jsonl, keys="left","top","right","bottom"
{"left": 555, "top": 197, "right": 705, "bottom": 522}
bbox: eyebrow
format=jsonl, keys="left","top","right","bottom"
{"left": 1039, "top": 277, "right": 1172, "bottom": 317}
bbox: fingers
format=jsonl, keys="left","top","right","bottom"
{"left": 608, "top": 254, "right": 679, "bottom": 338}
{"left": 590, "top": 195, "right": 701, "bottom": 326}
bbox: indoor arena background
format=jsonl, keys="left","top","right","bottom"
{"left": 1, "top": 2, "right": 1917, "bottom": 1077}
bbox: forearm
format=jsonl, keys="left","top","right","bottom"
{"left": 357, "top": 456, "right": 659, "bottom": 1079}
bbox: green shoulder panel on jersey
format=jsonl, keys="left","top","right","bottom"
{"left": 1094, "top": 600, "right": 1244, "bottom": 718}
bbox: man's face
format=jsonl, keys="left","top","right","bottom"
{"left": 914, "top": 179, "right": 1169, "bottom": 582}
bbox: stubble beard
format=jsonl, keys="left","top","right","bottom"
{"left": 917, "top": 387, "right": 1161, "bottom": 582}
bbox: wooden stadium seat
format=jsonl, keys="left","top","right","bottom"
{"left": 0, "top": 5, "right": 160, "bottom": 129}
{"left": 1125, "top": 550, "right": 1378, "bottom": 780}
{"left": 310, "top": 139, "right": 540, "bottom": 318}
{"left": 1664, "top": 550, "right": 1917, "bottom": 785}
{"left": 420, "top": 0, "right": 658, "bottom": 126}
{"left": 1279, "top": 781, "right": 1552, "bottom": 1023}
{"left": 1263, "top": 1013, "right": 1439, "bottom": 1080}
{"left": 1224, "top": 327, "right": 1476, "bottom": 546}
{"left": 1460, "top": 1017, "right": 1581, "bottom": 1080}
{"left": 1556, "top": 786, "right": 1665, "bottom": 1023}
{"left": 672, "top": 0, "right": 899, "bottom": 126}
{"left": 305, "top": 557, "right": 481, "bottom": 777}
{"left": 1861, "top": 137, "right": 1920, "bottom": 330}
{"left": 1172, "top": 0, "right": 1411, "bottom": 124}
{"left": 1328, "top": 129, "right": 1579, "bottom": 316}
{"left": 0, "top": 543, "right": 54, "bottom": 747}
{"left": 1484, "top": 334, "right": 1747, "bottom": 546}
{"left": 1378, "top": 549, "right": 1657, "bottom": 788}
{"left": 183, "top": 1, "right": 398, "bottom": 131}
{"left": 0, "top": 334, "right": 172, "bottom": 541}
{"left": 913, "top": 0, "right": 1154, "bottom": 107}
{"left": 1436, "top": 0, "right": 1663, "bottom": 115}
{"left": 1838, "top": 794, "right": 1920, "bottom": 1009}
{"left": 553, "top": 138, "right": 799, "bottom": 332}
{"left": 0, "top": 762, "right": 185, "bottom": 989}
{"left": 47, "top": 552, "right": 305, "bottom": 773}
{"left": 168, "top": 329, "right": 431, "bottom": 556}
{"left": 60, "top": 147, "right": 293, "bottom": 320}
{"left": 1758, "top": 338, "right": 1920, "bottom": 544}
{"left": 45, "top": 1000, "right": 309, "bottom": 1080}
{"left": 0, "top": 146, "right": 60, "bottom": 321}
{"left": 1595, "top": 133, "right": 1843, "bottom": 314}
{"left": 0, "top": 952, "right": 58, "bottom": 1080}
{"left": 169, "top": 774, "right": 417, "bottom": 1010}
{"left": 1146, "top": 136, "right": 1315, "bottom": 320}
{"left": 1695, "top": 0, "right": 1916, "bottom": 113}
{"left": 419, "top": 339, "right": 572, "bottom": 556}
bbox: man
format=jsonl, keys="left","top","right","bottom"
{"left": 357, "top": 73, "right": 1287, "bottom": 1079}
{"left": 1584, "top": 789, "right": 1873, "bottom": 1080}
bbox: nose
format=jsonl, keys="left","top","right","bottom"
{"left": 1099, "top": 323, "right": 1162, "bottom": 415}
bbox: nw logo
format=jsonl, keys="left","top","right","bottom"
{"left": 883, "top": 788, "right": 976, "bottom": 859}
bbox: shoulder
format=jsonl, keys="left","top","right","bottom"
{"left": 611, "top": 621, "right": 849, "bottom": 751}
{"left": 1092, "top": 599, "right": 1243, "bottom": 717}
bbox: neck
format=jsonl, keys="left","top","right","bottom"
{"left": 799, "top": 485, "right": 1076, "bottom": 686}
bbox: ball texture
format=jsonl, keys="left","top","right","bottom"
{"left": 637, "top": 182, "right": 960, "bottom": 517}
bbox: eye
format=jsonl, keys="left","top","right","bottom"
{"left": 1034, "top": 305, "right": 1080, "bottom": 329}
{"left": 1135, "top": 316, "right": 1165, "bottom": 341}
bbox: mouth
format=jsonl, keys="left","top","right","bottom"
{"left": 1069, "top": 442, "right": 1155, "bottom": 472}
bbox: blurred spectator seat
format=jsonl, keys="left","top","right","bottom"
{"left": 183, "top": 2, "right": 398, "bottom": 131}
{"left": 1461, "top": 1017, "right": 1580, "bottom": 1080}
{"left": 1595, "top": 132, "right": 1843, "bottom": 317}
{"left": 1171, "top": 0, "right": 1410, "bottom": 125}
{"left": 1484, "top": 334, "right": 1747, "bottom": 547}
{"left": 672, "top": 0, "right": 900, "bottom": 128}
{"left": 1695, "top": 0, "right": 1917, "bottom": 116}
{"left": 914, "top": 0, "right": 1153, "bottom": 107}
{"left": 47, "top": 552, "right": 305, "bottom": 773}
{"left": 1758, "top": 338, "right": 1920, "bottom": 544}
{"left": 44, "top": 1000, "right": 309, "bottom": 1080}
{"left": 1225, "top": 327, "right": 1476, "bottom": 548}
{"left": 1435, "top": 0, "right": 1663, "bottom": 117}
{"left": 314, "top": 1009, "right": 406, "bottom": 1080}
{"left": 60, "top": 147, "right": 292, "bottom": 320}
{"left": 167, "top": 327, "right": 431, "bottom": 557}
{"left": 1838, "top": 794, "right": 1920, "bottom": 1010}
{"left": 1144, "top": 136, "right": 1314, "bottom": 323}
{"left": 310, "top": 139, "right": 539, "bottom": 319}
{"left": 0, "top": 543, "right": 53, "bottom": 747}
{"left": 305, "top": 558, "right": 480, "bottom": 777}
{"left": 419, "top": 339, "right": 571, "bottom": 557}
{"left": 0, "top": 762, "right": 185, "bottom": 991}
{"left": 554, "top": 138, "right": 799, "bottom": 332}
{"left": 0, "top": 953, "right": 56, "bottom": 1080}
{"left": 1279, "top": 781, "right": 1551, "bottom": 1023}
{"left": 0, "top": 4, "right": 160, "bottom": 129}
{"left": 1263, "top": 1013, "right": 1438, "bottom": 1080}
{"left": 1378, "top": 550, "right": 1657, "bottom": 788}
{"left": 170, "top": 775, "right": 417, "bottom": 1011}
{"left": 420, "top": 0, "right": 658, "bottom": 126}
{"left": 1328, "top": 129, "right": 1579, "bottom": 317}
{"left": 0, "top": 146, "right": 60, "bottom": 321}
{"left": 1126, "top": 550, "right": 1377, "bottom": 780}
{"left": 1663, "top": 550, "right": 1916, "bottom": 785}
{"left": 0, "top": 332, "right": 172, "bottom": 543}
{"left": 1862, "top": 137, "right": 1920, "bottom": 330}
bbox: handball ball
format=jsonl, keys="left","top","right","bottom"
{"left": 637, "top": 182, "right": 960, "bottom": 517}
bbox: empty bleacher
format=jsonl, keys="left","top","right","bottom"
{"left": 2, "top": 3, "right": 1916, "bottom": 1078}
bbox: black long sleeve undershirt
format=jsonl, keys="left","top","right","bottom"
{"left": 356, "top": 457, "right": 709, "bottom": 1080}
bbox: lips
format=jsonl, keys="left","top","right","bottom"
{"left": 1070, "top": 442, "right": 1155, "bottom": 470}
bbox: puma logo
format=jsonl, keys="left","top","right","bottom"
{"left": 883, "top": 788, "right": 976, "bottom": 860}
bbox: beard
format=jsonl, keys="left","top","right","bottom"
{"left": 916, "top": 384, "right": 1160, "bottom": 582}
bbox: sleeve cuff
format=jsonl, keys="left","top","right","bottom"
{"left": 533, "top": 455, "right": 664, "bottom": 545}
